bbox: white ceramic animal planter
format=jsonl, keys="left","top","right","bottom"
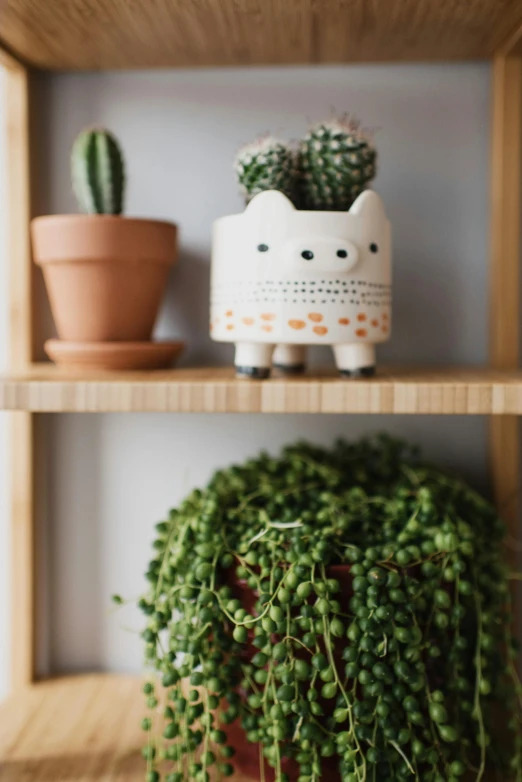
{"left": 210, "top": 189, "right": 391, "bottom": 378}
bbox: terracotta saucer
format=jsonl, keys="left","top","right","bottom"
{"left": 44, "top": 340, "right": 185, "bottom": 371}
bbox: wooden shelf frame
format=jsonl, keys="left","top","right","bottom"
{"left": 2, "top": 44, "right": 35, "bottom": 694}
{"left": 0, "top": 7, "right": 521, "bottom": 781}
{"left": 1, "top": 0, "right": 522, "bottom": 70}
{"left": 489, "top": 55, "right": 522, "bottom": 573}
{"left": 2, "top": 364, "right": 522, "bottom": 415}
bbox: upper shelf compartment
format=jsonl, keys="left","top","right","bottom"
{"left": 0, "top": 0, "right": 521, "bottom": 71}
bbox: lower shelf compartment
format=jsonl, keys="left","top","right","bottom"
{"left": 0, "top": 674, "right": 154, "bottom": 781}
{"left": 1, "top": 364, "right": 522, "bottom": 414}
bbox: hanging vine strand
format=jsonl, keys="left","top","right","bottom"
{"left": 129, "top": 436, "right": 522, "bottom": 782}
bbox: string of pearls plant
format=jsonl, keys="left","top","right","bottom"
{"left": 133, "top": 436, "right": 522, "bottom": 782}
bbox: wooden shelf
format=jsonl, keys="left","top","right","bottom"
{"left": 0, "top": 674, "right": 255, "bottom": 782}
{"left": 0, "top": 364, "right": 522, "bottom": 414}
{"left": 0, "top": 0, "right": 521, "bottom": 71}
{"left": 0, "top": 673, "right": 511, "bottom": 782}
{"left": 0, "top": 673, "right": 249, "bottom": 782}
{"left": 0, "top": 674, "right": 149, "bottom": 781}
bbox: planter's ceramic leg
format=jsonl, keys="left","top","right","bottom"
{"left": 235, "top": 342, "right": 275, "bottom": 379}
{"left": 272, "top": 344, "right": 307, "bottom": 375}
{"left": 333, "top": 343, "right": 376, "bottom": 378}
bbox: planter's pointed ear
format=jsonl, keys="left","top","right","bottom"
{"left": 245, "top": 190, "right": 296, "bottom": 218}
{"left": 349, "top": 190, "right": 386, "bottom": 222}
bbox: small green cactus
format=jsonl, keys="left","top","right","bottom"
{"left": 71, "top": 128, "right": 125, "bottom": 215}
{"left": 299, "top": 118, "right": 377, "bottom": 211}
{"left": 234, "top": 136, "right": 298, "bottom": 205}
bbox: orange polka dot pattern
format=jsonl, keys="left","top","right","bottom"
{"left": 212, "top": 309, "right": 390, "bottom": 342}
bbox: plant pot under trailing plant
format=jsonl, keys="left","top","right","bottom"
{"left": 130, "top": 436, "right": 522, "bottom": 782}
{"left": 210, "top": 119, "right": 391, "bottom": 379}
{"left": 225, "top": 563, "right": 353, "bottom": 782}
{"left": 31, "top": 128, "right": 183, "bottom": 370}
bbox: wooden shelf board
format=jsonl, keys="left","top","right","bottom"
{"left": 0, "top": 673, "right": 250, "bottom": 782}
{"left": 0, "top": 672, "right": 512, "bottom": 781}
{"left": 1, "top": 0, "right": 522, "bottom": 70}
{"left": 0, "top": 364, "right": 522, "bottom": 414}
{"left": 0, "top": 674, "right": 148, "bottom": 782}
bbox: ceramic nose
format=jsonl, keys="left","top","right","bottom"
{"left": 284, "top": 236, "right": 359, "bottom": 273}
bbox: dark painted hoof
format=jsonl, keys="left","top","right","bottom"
{"left": 339, "top": 366, "right": 376, "bottom": 378}
{"left": 236, "top": 365, "right": 271, "bottom": 379}
{"left": 273, "top": 363, "right": 307, "bottom": 375}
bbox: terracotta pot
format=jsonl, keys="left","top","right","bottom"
{"left": 226, "top": 564, "right": 352, "bottom": 782}
{"left": 31, "top": 215, "right": 177, "bottom": 342}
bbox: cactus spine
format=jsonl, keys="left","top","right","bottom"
{"left": 71, "top": 128, "right": 125, "bottom": 215}
{"left": 299, "top": 118, "right": 377, "bottom": 211}
{"left": 234, "top": 136, "right": 298, "bottom": 205}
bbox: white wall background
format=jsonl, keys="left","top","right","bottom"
{"left": 0, "top": 64, "right": 493, "bottom": 688}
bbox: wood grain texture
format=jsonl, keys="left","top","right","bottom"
{"left": 0, "top": 674, "right": 256, "bottom": 782}
{"left": 488, "top": 57, "right": 521, "bottom": 550}
{"left": 3, "top": 48, "right": 37, "bottom": 690}
{"left": 5, "top": 59, "right": 31, "bottom": 367}
{"left": 490, "top": 1, "right": 522, "bottom": 56}
{"left": 0, "top": 41, "right": 24, "bottom": 71}
{"left": 0, "top": 0, "right": 522, "bottom": 70}
{"left": 0, "top": 675, "right": 152, "bottom": 781}
{"left": 0, "top": 364, "right": 522, "bottom": 414}
{"left": 489, "top": 58, "right": 522, "bottom": 371}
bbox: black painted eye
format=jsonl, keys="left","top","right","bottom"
{"left": 370, "top": 243, "right": 379, "bottom": 253}
{"left": 257, "top": 243, "right": 269, "bottom": 252}
{"left": 301, "top": 250, "right": 314, "bottom": 260}
{"left": 337, "top": 249, "right": 348, "bottom": 258}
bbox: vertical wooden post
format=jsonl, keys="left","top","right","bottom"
{"left": 10, "top": 414, "right": 35, "bottom": 689}
{"left": 2, "top": 47, "right": 36, "bottom": 689}
{"left": 489, "top": 56, "right": 522, "bottom": 567}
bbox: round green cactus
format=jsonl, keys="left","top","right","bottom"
{"left": 71, "top": 128, "right": 125, "bottom": 215}
{"left": 234, "top": 136, "right": 298, "bottom": 205}
{"left": 299, "top": 118, "right": 377, "bottom": 211}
